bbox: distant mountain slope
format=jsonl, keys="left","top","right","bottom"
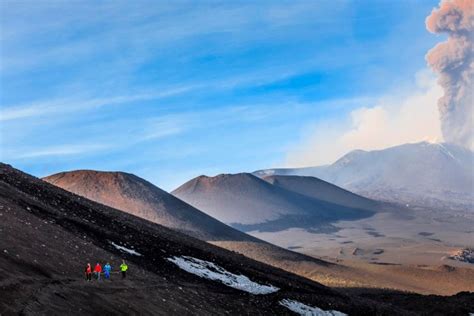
{"left": 261, "top": 175, "right": 380, "bottom": 212}
{"left": 172, "top": 173, "right": 374, "bottom": 232}
{"left": 254, "top": 142, "right": 474, "bottom": 211}
{"left": 3, "top": 163, "right": 391, "bottom": 315}
{"left": 43, "top": 170, "right": 256, "bottom": 242}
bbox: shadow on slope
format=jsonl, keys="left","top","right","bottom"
{"left": 173, "top": 173, "right": 375, "bottom": 233}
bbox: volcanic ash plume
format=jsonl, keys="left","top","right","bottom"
{"left": 426, "top": 0, "right": 474, "bottom": 149}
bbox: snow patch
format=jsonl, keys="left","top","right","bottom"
{"left": 254, "top": 169, "right": 276, "bottom": 177}
{"left": 279, "top": 299, "right": 347, "bottom": 316}
{"left": 436, "top": 143, "right": 460, "bottom": 163}
{"left": 110, "top": 242, "right": 142, "bottom": 256}
{"left": 167, "top": 256, "right": 278, "bottom": 294}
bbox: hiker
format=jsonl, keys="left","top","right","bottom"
{"left": 120, "top": 260, "right": 128, "bottom": 279}
{"left": 85, "top": 263, "right": 92, "bottom": 281}
{"left": 94, "top": 262, "right": 102, "bottom": 281}
{"left": 104, "top": 262, "right": 112, "bottom": 280}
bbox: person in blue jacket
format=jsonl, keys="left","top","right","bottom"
{"left": 104, "top": 262, "right": 112, "bottom": 280}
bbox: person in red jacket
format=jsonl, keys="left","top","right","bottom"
{"left": 85, "top": 263, "right": 92, "bottom": 281}
{"left": 94, "top": 262, "right": 102, "bottom": 281}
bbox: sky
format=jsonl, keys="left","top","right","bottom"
{"left": 0, "top": 0, "right": 444, "bottom": 191}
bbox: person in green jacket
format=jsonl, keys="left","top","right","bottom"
{"left": 120, "top": 260, "right": 128, "bottom": 279}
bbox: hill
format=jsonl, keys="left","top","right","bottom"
{"left": 261, "top": 175, "right": 381, "bottom": 212}
{"left": 43, "top": 170, "right": 256, "bottom": 242}
{"left": 172, "top": 173, "right": 374, "bottom": 232}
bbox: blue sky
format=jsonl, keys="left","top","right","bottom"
{"left": 0, "top": 0, "right": 441, "bottom": 191}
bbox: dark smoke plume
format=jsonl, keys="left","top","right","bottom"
{"left": 426, "top": 0, "right": 473, "bottom": 149}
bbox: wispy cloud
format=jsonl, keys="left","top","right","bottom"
{"left": 0, "top": 86, "right": 195, "bottom": 122}
{"left": 139, "top": 115, "right": 190, "bottom": 141}
{"left": 1, "top": 2, "right": 334, "bottom": 73}
{"left": 3, "top": 143, "right": 110, "bottom": 160}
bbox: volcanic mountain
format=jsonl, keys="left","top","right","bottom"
{"left": 172, "top": 173, "right": 375, "bottom": 232}
{"left": 43, "top": 170, "right": 255, "bottom": 242}
{"left": 254, "top": 142, "right": 474, "bottom": 211}
{"left": 2, "top": 163, "right": 473, "bottom": 315}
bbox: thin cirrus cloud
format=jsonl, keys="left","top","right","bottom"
{"left": 1, "top": 115, "right": 189, "bottom": 161}
{"left": 1, "top": 98, "right": 282, "bottom": 161}
{"left": 0, "top": 86, "right": 196, "bottom": 122}
{"left": 0, "top": 2, "right": 341, "bottom": 74}
{"left": 3, "top": 143, "right": 110, "bottom": 160}
{"left": 0, "top": 60, "right": 325, "bottom": 123}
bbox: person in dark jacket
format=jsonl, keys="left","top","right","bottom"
{"left": 85, "top": 263, "right": 92, "bottom": 281}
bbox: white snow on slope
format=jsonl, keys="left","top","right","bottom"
{"left": 110, "top": 242, "right": 142, "bottom": 256}
{"left": 436, "top": 143, "right": 459, "bottom": 163}
{"left": 167, "top": 256, "right": 279, "bottom": 294}
{"left": 279, "top": 299, "right": 347, "bottom": 316}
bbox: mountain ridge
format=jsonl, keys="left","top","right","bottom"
{"left": 43, "top": 170, "right": 258, "bottom": 242}
{"left": 254, "top": 142, "right": 474, "bottom": 211}
{"left": 261, "top": 175, "right": 381, "bottom": 212}
{"left": 172, "top": 172, "right": 375, "bottom": 232}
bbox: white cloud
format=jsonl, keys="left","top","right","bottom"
{"left": 286, "top": 69, "right": 444, "bottom": 167}
{"left": 0, "top": 86, "right": 194, "bottom": 122}
{"left": 140, "top": 116, "right": 189, "bottom": 141}
{"left": 4, "top": 144, "right": 110, "bottom": 160}
{"left": 0, "top": 2, "right": 340, "bottom": 74}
